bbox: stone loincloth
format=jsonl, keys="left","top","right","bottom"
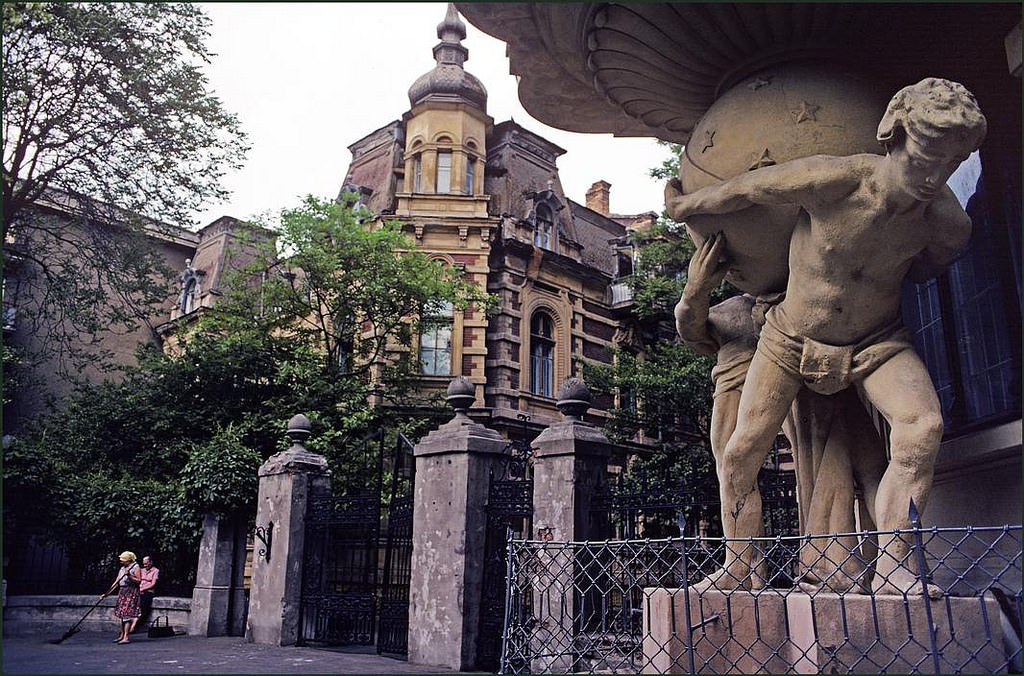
{"left": 711, "top": 340, "right": 756, "bottom": 399}
{"left": 757, "top": 306, "right": 915, "bottom": 395}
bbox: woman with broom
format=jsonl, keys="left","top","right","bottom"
{"left": 100, "top": 551, "right": 143, "bottom": 644}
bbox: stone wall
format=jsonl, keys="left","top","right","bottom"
{"left": 3, "top": 595, "right": 191, "bottom": 635}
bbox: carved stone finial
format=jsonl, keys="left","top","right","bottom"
{"left": 408, "top": 4, "right": 486, "bottom": 110}
{"left": 286, "top": 414, "right": 312, "bottom": 447}
{"left": 446, "top": 376, "right": 476, "bottom": 416}
{"left": 556, "top": 378, "right": 591, "bottom": 421}
{"left": 437, "top": 3, "right": 467, "bottom": 44}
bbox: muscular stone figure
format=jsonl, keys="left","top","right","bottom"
{"left": 677, "top": 233, "right": 886, "bottom": 592}
{"left": 666, "top": 78, "right": 986, "bottom": 595}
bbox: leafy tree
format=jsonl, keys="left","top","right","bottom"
{"left": 3, "top": 195, "right": 493, "bottom": 589}
{"left": 583, "top": 141, "right": 738, "bottom": 513}
{"left": 2, "top": 2, "right": 246, "bottom": 229}
{"left": 2, "top": 2, "right": 247, "bottom": 384}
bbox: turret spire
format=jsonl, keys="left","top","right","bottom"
{"left": 407, "top": 3, "right": 487, "bottom": 110}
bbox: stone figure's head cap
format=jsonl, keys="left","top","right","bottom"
{"left": 877, "top": 78, "right": 987, "bottom": 153}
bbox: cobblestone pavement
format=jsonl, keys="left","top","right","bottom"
{"left": 3, "top": 631, "right": 455, "bottom": 674}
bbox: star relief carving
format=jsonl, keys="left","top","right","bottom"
{"left": 748, "top": 148, "right": 777, "bottom": 171}
{"left": 793, "top": 100, "right": 821, "bottom": 123}
{"left": 747, "top": 75, "right": 774, "bottom": 91}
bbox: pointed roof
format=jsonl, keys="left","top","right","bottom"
{"left": 407, "top": 4, "right": 487, "bottom": 111}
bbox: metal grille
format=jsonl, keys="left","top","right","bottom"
{"left": 479, "top": 420, "right": 535, "bottom": 671}
{"left": 500, "top": 524, "right": 1022, "bottom": 674}
{"left": 377, "top": 433, "right": 417, "bottom": 655}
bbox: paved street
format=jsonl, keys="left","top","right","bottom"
{"left": 3, "top": 631, "right": 455, "bottom": 674}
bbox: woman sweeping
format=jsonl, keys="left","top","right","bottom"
{"left": 100, "top": 551, "right": 143, "bottom": 643}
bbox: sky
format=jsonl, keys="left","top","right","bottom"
{"left": 192, "top": 2, "right": 669, "bottom": 229}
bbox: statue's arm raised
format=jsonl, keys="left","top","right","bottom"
{"left": 664, "top": 155, "right": 852, "bottom": 222}
{"left": 907, "top": 193, "right": 972, "bottom": 283}
{"left": 675, "top": 233, "right": 728, "bottom": 357}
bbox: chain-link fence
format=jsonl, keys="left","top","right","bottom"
{"left": 500, "top": 524, "right": 1022, "bottom": 674}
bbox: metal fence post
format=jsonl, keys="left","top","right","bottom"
{"left": 499, "top": 526, "right": 515, "bottom": 675}
{"left": 676, "top": 515, "right": 697, "bottom": 675}
{"left": 909, "top": 498, "right": 941, "bottom": 675}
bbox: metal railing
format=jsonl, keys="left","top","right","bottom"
{"left": 499, "top": 523, "right": 1022, "bottom": 674}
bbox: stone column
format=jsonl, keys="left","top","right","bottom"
{"left": 407, "top": 377, "right": 509, "bottom": 671}
{"left": 188, "top": 512, "right": 248, "bottom": 636}
{"left": 245, "top": 414, "right": 330, "bottom": 646}
{"left": 530, "top": 379, "right": 614, "bottom": 673}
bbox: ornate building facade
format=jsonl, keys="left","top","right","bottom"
{"left": 338, "top": 4, "right": 653, "bottom": 440}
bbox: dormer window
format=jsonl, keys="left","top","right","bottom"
{"left": 436, "top": 150, "right": 452, "bottom": 194}
{"left": 533, "top": 204, "right": 553, "bottom": 249}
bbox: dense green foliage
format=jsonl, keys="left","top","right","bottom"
{"left": 584, "top": 141, "right": 737, "bottom": 501}
{"left": 2, "top": 2, "right": 247, "bottom": 383}
{"left": 3, "top": 195, "right": 491, "bottom": 587}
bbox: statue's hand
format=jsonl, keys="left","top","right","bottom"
{"left": 685, "top": 232, "right": 729, "bottom": 298}
{"left": 665, "top": 178, "right": 689, "bottom": 222}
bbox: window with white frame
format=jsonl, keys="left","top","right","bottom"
{"left": 420, "top": 300, "right": 453, "bottom": 375}
{"left": 436, "top": 151, "right": 452, "bottom": 194}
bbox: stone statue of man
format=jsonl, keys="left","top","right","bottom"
{"left": 665, "top": 78, "right": 986, "bottom": 595}
{"left": 677, "top": 233, "right": 887, "bottom": 593}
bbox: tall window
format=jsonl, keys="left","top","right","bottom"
{"left": 465, "top": 156, "right": 475, "bottom": 195}
{"left": 413, "top": 154, "right": 422, "bottom": 192}
{"left": 901, "top": 150, "right": 1021, "bottom": 434}
{"left": 420, "top": 300, "right": 453, "bottom": 375}
{"left": 436, "top": 151, "right": 452, "bottom": 194}
{"left": 533, "top": 204, "right": 553, "bottom": 249}
{"left": 530, "top": 311, "right": 555, "bottom": 397}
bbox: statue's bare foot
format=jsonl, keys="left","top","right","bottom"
{"left": 691, "top": 565, "right": 754, "bottom": 592}
{"left": 872, "top": 566, "right": 943, "bottom": 598}
{"left": 799, "top": 569, "right": 869, "bottom": 595}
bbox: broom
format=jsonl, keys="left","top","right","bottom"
{"left": 50, "top": 575, "right": 121, "bottom": 644}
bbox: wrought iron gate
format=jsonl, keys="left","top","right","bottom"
{"left": 476, "top": 418, "right": 534, "bottom": 671}
{"left": 298, "top": 430, "right": 415, "bottom": 653}
{"left": 377, "top": 433, "right": 416, "bottom": 655}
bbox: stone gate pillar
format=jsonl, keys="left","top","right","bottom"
{"left": 529, "top": 378, "right": 614, "bottom": 673}
{"left": 407, "top": 377, "right": 509, "bottom": 671}
{"left": 188, "top": 512, "right": 248, "bottom": 636}
{"left": 245, "top": 414, "right": 330, "bottom": 646}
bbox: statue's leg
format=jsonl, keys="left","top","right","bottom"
{"left": 705, "top": 352, "right": 801, "bottom": 590}
{"left": 802, "top": 389, "right": 875, "bottom": 593}
{"left": 857, "top": 351, "right": 944, "bottom": 597}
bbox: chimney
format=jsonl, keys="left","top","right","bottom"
{"left": 585, "top": 180, "right": 611, "bottom": 216}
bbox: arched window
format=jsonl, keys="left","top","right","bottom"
{"left": 436, "top": 150, "right": 452, "bottom": 194}
{"left": 534, "top": 204, "right": 553, "bottom": 250}
{"left": 530, "top": 311, "right": 555, "bottom": 397}
{"left": 420, "top": 300, "right": 453, "bottom": 375}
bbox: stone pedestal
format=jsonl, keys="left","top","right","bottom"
{"left": 245, "top": 415, "right": 330, "bottom": 646}
{"left": 644, "top": 587, "right": 1007, "bottom": 674}
{"left": 406, "top": 398, "right": 508, "bottom": 671}
{"left": 188, "top": 513, "right": 248, "bottom": 636}
{"left": 528, "top": 379, "right": 614, "bottom": 673}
